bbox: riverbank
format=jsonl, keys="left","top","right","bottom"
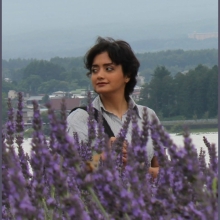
{"left": 161, "top": 119, "right": 218, "bottom": 133}
{"left": 169, "top": 127, "right": 218, "bottom": 135}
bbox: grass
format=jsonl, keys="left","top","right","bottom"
{"left": 186, "top": 128, "right": 218, "bottom": 134}
{"left": 168, "top": 127, "right": 218, "bottom": 135}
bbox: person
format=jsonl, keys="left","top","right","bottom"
{"left": 67, "top": 37, "right": 160, "bottom": 178}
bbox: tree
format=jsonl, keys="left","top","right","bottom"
{"left": 37, "top": 80, "right": 70, "bottom": 94}
{"left": 18, "top": 75, "right": 43, "bottom": 95}
{"left": 23, "top": 60, "right": 65, "bottom": 81}
{"left": 42, "top": 94, "right": 49, "bottom": 104}
{"left": 173, "top": 72, "right": 186, "bottom": 116}
{"left": 2, "top": 80, "right": 17, "bottom": 93}
{"left": 37, "top": 80, "right": 59, "bottom": 94}
{"left": 139, "top": 64, "right": 218, "bottom": 119}
{"left": 140, "top": 66, "right": 175, "bottom": 118}
{"left": 193, "top": 65, "right": 209, "bottom": 118}
{"left": 138, "top": 83, "right": 150, "bottom": 106}
{"left": 206, "top": 65, "right": 218, "bottom": 117}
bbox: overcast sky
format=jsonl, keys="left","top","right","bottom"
{"left": 3, "top": 0, "right": 218, "bottom": 59}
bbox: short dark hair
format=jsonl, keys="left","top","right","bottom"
{"left": 84, "top": 37, "right": 140, "bottom": 101}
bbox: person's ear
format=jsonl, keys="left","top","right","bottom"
{"left": 125, "top": 76, "right": 130, "bottom": 83}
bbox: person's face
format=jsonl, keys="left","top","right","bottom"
{"left": 90, "top": 52, "right": 130, "bottom": 97}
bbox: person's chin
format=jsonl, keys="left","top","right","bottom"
{"left": 95, "top": 87, "right": 109, "bottom": 94}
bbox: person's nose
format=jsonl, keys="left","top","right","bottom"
{"left": 97, "top": 68, "right": 105, "bottom": 79}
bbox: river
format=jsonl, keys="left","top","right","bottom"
{"left": 16, "top": 132, "right": 218, "bottom": 164}
{"left": 170, "top": 132, "right": 218, "bottom": 163}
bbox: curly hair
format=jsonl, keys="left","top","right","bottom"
{"left": 84, "top": 37, "right": 140, "bottom": 102}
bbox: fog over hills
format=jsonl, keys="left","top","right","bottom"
{"left": 3, "top": 0, "right": 218, "bottom": 60}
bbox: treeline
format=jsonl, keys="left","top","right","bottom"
{"left": 136, "top": 48, "right": 217, "bottom": 81}
{"left": 2, "top": 49, "right": 218, "bottom": 121}
{"left": 2, "top": 48, "right": 217, "bottom": 92}
{"left": 2, "top": 59, "right": 90, "bottom": 95}
{"left": 138, "top": 65, "right": 218, "bottom": 120}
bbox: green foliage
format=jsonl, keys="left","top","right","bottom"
{"left": 22, "top": 60, "right": 65, "bottom": 81}
{"left": 193, "top": 113, "right": 198, "bottom": 121}
{"left": 206, "top": 65, "right": 218, "bottom": 116}
{"left": 37, "top": 79, "right": 70, "bottom": 94}
{"left": 41, "top": 111, "right": 50, "bottom": 124}
{"left": 136, "top": 48, "right": 218, "bottom": 81}
{"left": 2, "top": 93, "right": 8, "bottom": 124}
{"left": 139, "top": 66, "right": 176, "bottom": 118}
{"left": 42, "top": 94, "right": 49, "bottom": 104}
{"left": 41, "top": 111, "right": 60, "bottom": 136}
{"left": 169, "top": 123, "right": 184, "bottom": 134}
{"left": 212, "top": 177, "right": 218, "bottom": 195}
{"left": 24, "top": 128, "right": 34, "bottom": 138}
{"left": 50, "top": 56, "right": 84, "bottom": 71}
{"left": 3, "top": 48, "right": 217, "bottom": 93}
{"left": 2, "top": 57, "right": 91, "bottom": 96}
{"left": 19, "top": 74, "right": 43, "bottom": 95}
{"left": 2, "top": 80, "right": 17, "bottom": 93}
{"left": 203, "top": 111, "right": 209, "bottom": 120}
{"left": 2, "top": 58, "right": 34, "bottom": 81}
{"left": 2, "top": 49, "right": 218, "bottom": 118}
{"left": 139, "top": 64, "right": 218, "bottom": 120}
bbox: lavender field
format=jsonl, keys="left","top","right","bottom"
{"left": 20, "top": 132, "right": 218, "bottom": 164}
{"left": 3, "top": 93, "right": 218, "bottom": 219}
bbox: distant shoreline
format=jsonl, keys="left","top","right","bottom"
{"left": 161, "top": 119, "right": 217, "bottom": 133}
{"left": 168, "top": 128, "right": 218, "bottom": 134}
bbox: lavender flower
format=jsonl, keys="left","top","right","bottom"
{"left": 203, "top": 136, "right": 218, "bottom": 173}
{"left": 87, "top": 91, "right": 97, "bottom": 146}
{"left": 3, "top": 143, "right": 36, "bottom": 219}
{"left": 93, "top": 109, "right": 108, "bottom": 154}
{"left": 2, "top": 93, "right": 218, "bottom": 219}
{"left": 5, "top": 98, "right": 15, "bottom": 148}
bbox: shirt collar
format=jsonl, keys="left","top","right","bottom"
{"left": 92, "top": 95, "right": 142, "bottom": 119}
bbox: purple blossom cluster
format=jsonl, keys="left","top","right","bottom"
{"left": 2, "top": 93, "right": 218, "bottom": 219}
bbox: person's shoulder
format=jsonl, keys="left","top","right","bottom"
{"left": 129, "top": 97, "right": 157, "bottom": 117}
{"left": 136, "top": 104, "right": 156, "bottom": 115}
{"left": 136, "top": 104, "right": 160, "bottom": 122}
{"left": 67, "top": 107, "right": 89, "bottom": 123}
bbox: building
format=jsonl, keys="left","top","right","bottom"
{"left": 49, "top": 98, "right": 82, "bottom": 112}
{"left": 131, "top": 86, "right": 142, "bottom": 101}
{"left": 8, "top": 90, "right": 17, "bottom": 99}
{"left": 4, "top": 78, "right": 12, "bottom": 83}
{"left": 26, "top": 96, "right": 44, "bottom": 108}
{"left": 188, "top": 32, "right": 218, "bottom": 40}
{"left": 49, "top": 91, "right": 66, "bottom": 99}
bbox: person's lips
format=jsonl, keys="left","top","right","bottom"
{"left": 96, "top": 82, "right": 108, "bottom": 86}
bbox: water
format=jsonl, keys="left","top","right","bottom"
{"left": 18, "top": 132, "right": 218, "bottom": 163}
{"left": 170, "top": 132, "right": 218, "bottom": 163}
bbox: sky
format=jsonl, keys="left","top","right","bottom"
{"left": 3, "top": 0, "right": 218, "bottom": 59}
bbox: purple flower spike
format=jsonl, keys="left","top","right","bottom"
{"left": 114, "top": 103, "right": 133, "bottom": 153}
{"left": 87, "top": 91, "right": 96, "bottom": 145}
{"left": 5, "top": 98, "right": 15, "bottom": 148}
{"left": 203, "top": 136, "right": 218, "bottom": 173}
{"left": 15, "top": 92, "right": 24, "bottom": 134}
{"left": 93, "top": 110, "right": 108, "bottom": 154}
{"left": 4, "top": 147, "right": 36, "bottom": 219}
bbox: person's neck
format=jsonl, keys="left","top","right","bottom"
{"left": 99, "top": 94, "right": 128, "bottom": 120}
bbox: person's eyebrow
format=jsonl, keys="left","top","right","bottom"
{"left": 92, "top": 62, "right": 114, "bottom": 67}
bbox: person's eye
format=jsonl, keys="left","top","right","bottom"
{"left": 106, "top": 66, "right": 114, "bottom": 72}
{"left": 91, "top": 68, "right": 98, "bottom": 73}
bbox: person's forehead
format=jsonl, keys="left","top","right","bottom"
{"left": 92, "top": 52, "right": 113, "bottom": 64}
